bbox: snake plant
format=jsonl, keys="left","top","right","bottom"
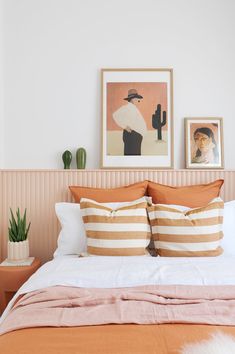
{"left": 8, "top": 208, "right": 31, "bottom": 242}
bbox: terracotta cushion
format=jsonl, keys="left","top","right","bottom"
{"left": 69, "top": 181, "right": 148, "bottom": 203}
{"left": 147, "top": 179, "right": 224, "bottom": 208}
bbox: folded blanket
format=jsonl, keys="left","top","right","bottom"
{"left": 1, "top": 285, "right": 235, "bottom": 335}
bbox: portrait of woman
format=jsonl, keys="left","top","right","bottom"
{"left": 192, "top": 127, "right": 219, "bottom": 164}
{"left": 185, "top": 118, "right": 224, "bottom": 169}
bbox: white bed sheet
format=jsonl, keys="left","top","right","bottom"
{"left": 1, "top": 254, "right": 235, "bottom": 323}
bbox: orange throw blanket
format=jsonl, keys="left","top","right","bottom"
{"left": 1, "top": 284, "right": 235, "bottom": 335}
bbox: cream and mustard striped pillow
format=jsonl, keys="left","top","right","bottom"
{"left": 80, "top": 197, "right": 151, "bottom": 256}
{"left": 147, "top": 197, "right": 224, "bottom": 257}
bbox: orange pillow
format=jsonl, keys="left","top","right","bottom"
{"left": 69, "top": 181, "right": 148, "bottom": 203}
{"left": 147, "top": 179, "right": 224, "bottom": 208}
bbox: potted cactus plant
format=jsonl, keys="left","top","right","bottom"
{"left": 7, "top": 208, "right": 31, "bottom": 262}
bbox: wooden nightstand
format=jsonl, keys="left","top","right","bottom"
{"left": 0, "top": 257, "right": 41, "bottom": 314}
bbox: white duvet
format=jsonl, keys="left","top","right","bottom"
{"left": 1, "top": 254, "right": 235, "bottom": 323}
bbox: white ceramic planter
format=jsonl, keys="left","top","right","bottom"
{"left": 7, "top": 239, "right": 29, "bottom": 262}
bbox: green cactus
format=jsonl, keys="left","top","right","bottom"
{"left": 152, "top": 104, "right": 167, "bottom": 140}
{"left": 62, "top": 150, "right": 72, "bottom": 169}
{"left": 76, "top": 147, "right": 86, "bottom": 169}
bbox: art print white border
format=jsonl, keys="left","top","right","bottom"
{"left": 185, "top": 117, "right": 224, "bottom": 169}
{"left": 101, "top": 68, "right": 174, "bottom": 169}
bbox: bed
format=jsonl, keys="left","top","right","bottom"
{"left": 1, "top": 172, "right": 235, "bottom": 353}
{"left": 1, "top": 256, "right": 235, "bottom": 353}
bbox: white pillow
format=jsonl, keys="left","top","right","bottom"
{"left": 54, "top": 203, "right": 86, "bottom": 257}
{"left": 221, "top": 200, "right": 235, "bottom": 256}
{"left": 54, "top": 197, "right": 152, "bottom": 257}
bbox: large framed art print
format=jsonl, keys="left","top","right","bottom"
{"left": 101, "top": 68, "right": 174, "bottom": 168}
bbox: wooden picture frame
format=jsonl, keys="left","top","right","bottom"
{"left": 185, "top": 117, "right": 224, "bottom": 169}
{"left": 101, "top": 68, "right": 174, "bottom": 169}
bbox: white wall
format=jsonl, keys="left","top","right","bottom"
{"left": 2, "top": 0, "right": 235, "bottom": 169}
{"left": 0, "top": 0, "right": 4, "bottom": 167}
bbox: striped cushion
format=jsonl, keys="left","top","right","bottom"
{"left": 80, "top": 197, "right": 151, "bottom": 256}
{"left": 147, "top": 197, "right": 224, "bottom": 257}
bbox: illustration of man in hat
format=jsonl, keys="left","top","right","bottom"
{"left": 112, "top": 89, "right": 147, "bottom": 155}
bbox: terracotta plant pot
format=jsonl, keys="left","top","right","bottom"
{"left": 7, "top": 239, "right": 29, "bottom": 262}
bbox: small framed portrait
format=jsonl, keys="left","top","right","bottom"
{"left": 101, "top": 68, "right": 174, "bottom": 168}
{"left": 185, "top": 117, "right": 224, "bottom": 169}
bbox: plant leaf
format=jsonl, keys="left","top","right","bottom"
{"left": 9, "top": 209, "right": 18, "bottom": 237}
{"left": 25, "top": 222, "right": 31, "bottom": 239}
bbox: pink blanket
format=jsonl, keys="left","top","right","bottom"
{"left": 1, "top": 285, "right": 235, "bottom": 335}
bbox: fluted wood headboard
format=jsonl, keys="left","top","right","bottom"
{"left": 0, "top": 169, "right": 234, "bottom": 264}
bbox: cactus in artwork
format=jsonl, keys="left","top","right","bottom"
{"left": 152, "top": 104, "right": 167, "bottom": 140}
